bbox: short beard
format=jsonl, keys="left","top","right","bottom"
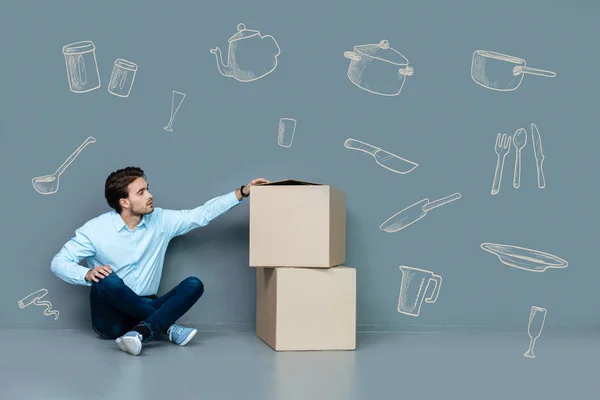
{"left": 133, "top": 204, "right": 153, "bottom": 216}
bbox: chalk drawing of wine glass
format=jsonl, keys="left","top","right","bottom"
{"left": 164, "top": 90, "right": 186, "bottom": 132}
{"left": 524, "top": 306, "right": 546, "bottom": 359}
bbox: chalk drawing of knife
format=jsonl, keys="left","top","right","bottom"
{"left": 380, "top": 193, "right": 462, "bottom": 233}
{"left": 531, "top": 123, "right": 546, "bottom": 188}
{"left": 344, "top": 138, "right": 418, "bottom": 174}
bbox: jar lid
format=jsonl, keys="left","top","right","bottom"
{"left": 62, "top": 41, "right": 96, "bottom": 55}
{"left": 114, "top": 58, "right": 138, "bottom": 72}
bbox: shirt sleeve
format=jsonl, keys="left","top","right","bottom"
{"left": 162, "top": 190, "right": 242, "bottom": 240}
{"left": 50, "top": 225, "right": 96, "bottom": 287}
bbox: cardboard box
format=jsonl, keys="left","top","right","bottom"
{"left": 256, "top": 266, "right": 356, "bottom": 351}
{"left": 249, "top": 179, "right": 346, "bottom": 268}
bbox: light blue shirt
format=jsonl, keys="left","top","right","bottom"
{"left": 51, "top": 191, "right": 242, "bottom": 296}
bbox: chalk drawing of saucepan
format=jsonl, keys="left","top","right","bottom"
{"left": 471, "top": 50, "right": 556, "bottom": 92}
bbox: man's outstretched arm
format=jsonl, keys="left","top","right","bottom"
{"left": 162, "top": 178, "right": 270, "bottom": 239}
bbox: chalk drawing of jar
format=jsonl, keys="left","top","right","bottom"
{"left": 62, "top": 40, "right": 101, "bottom": 93}
{"left": 108, "top": 58, "right": 138, "bottom": 98}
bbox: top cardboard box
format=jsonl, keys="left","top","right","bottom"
{"left": 249, "top": 179, "right": 346, "bottom": 268}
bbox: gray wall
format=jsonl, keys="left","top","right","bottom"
{"left": 0, "top": 0, "right": 597, "bottom": 334}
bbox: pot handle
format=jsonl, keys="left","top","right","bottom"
{"left": 399, "top": 66, "right": 414, "bottom": 77}
{"left": 344, "top": 51, "right": 361, "bottom": 61}
{"left": 513, "top": 65, "right": 556, "bottom": 78}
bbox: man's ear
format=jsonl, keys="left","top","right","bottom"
{"left": 119, "top": 198, "right": 129, "bottom": 210}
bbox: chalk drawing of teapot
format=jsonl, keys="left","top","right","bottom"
{"left": 210, "top": 23, "right": 281, "bottom": 82}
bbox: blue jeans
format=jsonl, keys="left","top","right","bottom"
{"left": 90, "top": 273, "right": 204, "bottom": 343}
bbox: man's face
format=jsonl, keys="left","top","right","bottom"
{"left": 123, "top": 177, "right": 153, "bottom": 215}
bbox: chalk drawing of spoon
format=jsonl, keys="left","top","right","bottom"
{"left": 32, "top": 136, "right": 96, "bottom": 195}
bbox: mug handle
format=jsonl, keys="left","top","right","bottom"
{"left": 425, "top": 274, "right": 443, "bottom": 304}
{"left": 513, "top": 65, "right": 556, "bottom": 78}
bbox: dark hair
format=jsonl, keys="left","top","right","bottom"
{"left": 105, "top": 167, "right": 146, "bottom": 214}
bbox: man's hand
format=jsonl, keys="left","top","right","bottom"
{"left": 237, "top": 178, "right": 270, "bottom": 199}
{"left": 85, "top": 265, "right": 112, "bottom": 283}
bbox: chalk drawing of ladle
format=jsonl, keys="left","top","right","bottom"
{"left": 18, "top": 288, "right": 60, "bottom": 320}
{"left": 32, "top": 136, "right": 96, "bottom": 195}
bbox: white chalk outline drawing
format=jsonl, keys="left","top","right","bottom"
{"left": 512, "top": 128, "right": 527, "bottom": 189}
{"left": 491, "top": 133, "right": 512, "bottom": 195}
{"left": 480, "top": 243, "right": 568, "bottom": 273}
{"left": 62, "top": 40, "right": 101, "bottom": 93}
{"left": 344, "top": 39, "right": 414, "bottom": 97}
{"left": 344, "top": 138, "right": 418, "bottom": 174}
{"left": 18, "top": 288, "right": 59, "bottom": 320}
{"left": 108, "top": 58, "right": 138, "bottom": 98}
{"left": 164, "top": 91, "right": 186, "bottom": 132}
{"left": 278, "top": 118, "right": 296, "bottom": 148}
{"left": 32, "top": 136, "right": 97, "bottom": 195}
{"left": 471, "top": 50, "right": 556, "bottom": 92}
{"left": 210, "top": 23, "right": 281, "bottom": 83}
{"left": 380, "top": 193, "right": 461, "bottom": 233}
{"left": 524, "top": 306, "right": 546, "bottom": 359}
{"left": 531, "top": 123, "right": 546, "bottom": 189}
{"left": 397, "top": 266, "right": 442, "bottom": 317}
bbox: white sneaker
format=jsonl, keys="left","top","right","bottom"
{"left": 116, "top": 331, "right": 143, "bottom": 356}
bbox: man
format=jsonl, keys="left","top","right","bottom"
{"left": 51, "top": 166, "right": 269, "bottom": 356}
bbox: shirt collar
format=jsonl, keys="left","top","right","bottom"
{"left": 111, "top": 211, "right": 148, "bottom": 232}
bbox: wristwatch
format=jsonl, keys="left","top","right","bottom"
{"left": 240, "top": 185, "right": 249, "bottom": 198}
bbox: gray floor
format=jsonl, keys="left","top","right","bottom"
{"left": 0, "top": 329, "right": 597, "bottom": 400}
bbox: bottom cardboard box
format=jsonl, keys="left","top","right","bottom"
{"left": 256, "top": 266, "right": 356, "bottom": 351}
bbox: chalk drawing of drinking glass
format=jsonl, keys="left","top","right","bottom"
{"left": 278, "top": 118, "right": 296, "bottom": 147}
{"left": 397, "top": 266, "right": 442, "bottom": 317}
{"left": 62, "top": 40, "right": 101, "bottom": 93}
{"left": 164, "top": 91, "right": 186, "bottom": 132}
{"left": 524, "top": 306, "right": 547, "bottom": 359}
{"left": 108, "top": 58, "right": 138, "bottom": 98}
{"left": 18, "top": 288, "right": 59, "bottom": 320}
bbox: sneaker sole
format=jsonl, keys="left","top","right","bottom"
{"left": 177, "top": 329, "right": 198, "bottom": 346}
{"left": 116, "top": 336, "right": 142, "bottom": 355}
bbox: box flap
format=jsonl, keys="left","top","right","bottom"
{"left": 259, "top": 179, "right": 322, "bottom": 186}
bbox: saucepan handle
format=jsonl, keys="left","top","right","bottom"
{"left": 344, "top": 51, "right": 361, "bottom": 61}
{"left": 513, "top": 65, "right": 556, "bottom": 78}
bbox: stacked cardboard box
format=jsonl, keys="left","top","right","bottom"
{"left": 249, "top": 179, "right": 356, "bottom": 351}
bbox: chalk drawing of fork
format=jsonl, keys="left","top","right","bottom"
{"left": 18, "top": 288, "right": 60, "bottom": 320}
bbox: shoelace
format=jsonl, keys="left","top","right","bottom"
{"left": 168, "top": 324, "right": 184, "bottom": 339}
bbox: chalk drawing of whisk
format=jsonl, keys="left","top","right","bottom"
{"left": 18, "top": 288, "right": 60, "bottom": 320}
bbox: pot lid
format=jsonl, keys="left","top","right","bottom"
{"left": 354, "top": 40, "right": 409, "bottom": 66}
{"left": 228, "top": 23, "right": 260, "bottom": 42}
